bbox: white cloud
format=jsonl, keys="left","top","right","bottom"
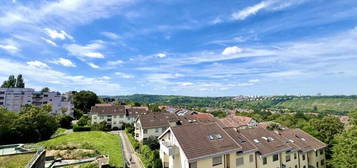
{"left": 115, "top": 72, "right": 134, "bottom": 79}
{"left": 88, "top": 62, "right": 100, "bottom": 69}
{"left": 65, "top": 41, "right": 105, "bottom": 59}
{"left": 44, "top": 28, "right": 73, "bottom": 40}
{"left": 180, "top": 82, "right": 193, "bottom": 86}
{"left": 53, "top": 58, "right": 76, "bottom": 67}
{"left": 41, "top": 37, "right": 57, "bottom": 47}
{"left": 0, "top": 58, "right": 122, "bottom": 95}
{"left": 0, "top": 44, "right": 19, "bottom": 53}
{"left": 267, "top": 70, "right": 303, "bottom": 77}
{"left": 232, "top": 0, "right": 307, "bottom": 20}
{"left": 101, "top": 32, "right": 121, "bottom": 39}
{"left": 0, "top": 0, "right": 134, "bottom": 28}
{"left": 107, "top": 60, "right": 124, "bottom": 66}
{"left": 210, "top": 17, "right": 223, "bottom": 24}
{"left": 248, "top": 79, "right": 260, "bottom": 83}
{"left": 232, "top": 1, "right": 269, "bottom": 20}
{"left": 221, "top": 46, "right": 243, "bottom": 55}
{"left": 27, "top": 61, "right": 49, "bottom": 68}
{"left": 155, "top": 53, "right": 167, "bottom": 58}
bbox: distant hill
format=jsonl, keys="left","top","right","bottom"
{"left": 103, "top": 94, "right": 357, "bottom": 115}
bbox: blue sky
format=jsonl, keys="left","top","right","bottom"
{"left": 0, "top": 0, "right": 357, "bottom": 96}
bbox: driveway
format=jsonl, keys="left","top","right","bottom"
{"left": 118, "top": 131, "right": 145, "bottom": 168}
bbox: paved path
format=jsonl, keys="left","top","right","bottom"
{"left": 118, "top": 131, "right": 145, "bottom": 168}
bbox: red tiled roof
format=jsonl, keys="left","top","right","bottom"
{"left": 219, "top": 115, "right": 253, "bottom": 128}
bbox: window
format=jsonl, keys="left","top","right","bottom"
{"left": 155, "top": 128, "right": 159, "bottom": 133}
{"left": 143, "top": 129, "right": 148, "bottom": 134}
{"left": 162, "top": 127, "right": 167, "bottom": 131}
{"left": 317, "top": 162, "right": 319, "bottom": 168}
{"left": 273, "top": 154, "right": 279, "bottom": 162}
{"left": 321, "top": 159, "right": 325, "bottom": 165}
{"left": 212, "top": 156, "right": 222, "bottom": 166}
{"left": 189, "top": 162, "right": 197, "bottom": 168}
{"left": 303, "top": 166, "right": 306, "bottom": 168}
{"left": 249, "top": 154, "right": 254, "bottom": 162}
{"left": 0, "top": 97, "right": 4, "bottom": 100}
{"left": 294, "top": 153, "right": 297, "bottom": 159}
{"left": 286, "top": 154, "right": 291, "bottom": 162}
{"left": 295, "top": 166, "right": 298, "bottom": 168}
{"left": 320, "top": 149, "right": 324, "bottom": 155}
{"left": 263, "top": 157, "right": 267, "bottom": 165}
{"left": 302, "top": 154, "right": 306, "bottom": 160}
{"left": 316, "top": 151, "right": 318, "bottom": 157}
{"left": 236, "top": 157, "right": 244, "bottom": 166}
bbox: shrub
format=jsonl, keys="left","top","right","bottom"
{"left": 58, "top": 115, "right": 73, "bottom": 129}
{"left": 73, "top": 125, "right": 91, "bottom": 132}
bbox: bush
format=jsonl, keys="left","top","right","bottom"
{"left": 58, "top": 115, "right": 73, "bottom": 129}
{"left": 78, "top": 115, "right": 90, "bottom": 126}
{"left": 73, "top": 125, "right": 91, "bottom": 132}
{"left": 143, "top": 136, "right": 160, "bottom": 150}
{"left": 91, "top": 121, "right": 110, "bottom": 131}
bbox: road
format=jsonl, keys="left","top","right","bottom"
{"left": 118, "top": 130, "right": 145, "bottom": 168}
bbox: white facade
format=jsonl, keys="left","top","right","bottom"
{"left": 0, "top": 88, "right": 73, "bottom": 115}
{"left": 0, "top": 88, "right": 34, "bottom": 111}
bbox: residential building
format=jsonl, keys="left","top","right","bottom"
{"left": 0, "top": 88, "right": 73, "bottom": 115}
{"left": 90, "top": 104, "right": 148, "bottom": 129}
{"left": 158, "top": 121, "right": 326, "bottom": 168}
{"left": 32, "top": 91, "right": 73, "bottom": 115}
{"left": 0, "top": 88, "right": 34, "bottom": 111}
{"left": 135, "top": 112, "right": 179, "bottom": 142}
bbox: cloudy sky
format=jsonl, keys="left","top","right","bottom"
{"left": 0, "top": 0, "right": 357, "bottom": 96}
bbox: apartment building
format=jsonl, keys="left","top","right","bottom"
{"left": 0, "top": 88, "right": 34, "bottom": 111}
{"left": 0, "top": 88, "right": 73, "bottom": 114}
{"left": 158, "top": 122, "right": 326, "bottom": 168}
{"left": 32, "top": 91, "right": 73, "bottom": 115}
{"left": 90, "top": 104, "right": 149, "bottom": 129}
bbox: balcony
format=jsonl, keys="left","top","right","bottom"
{"left": 160, "top": 141, "right": 178, "bottom": 156}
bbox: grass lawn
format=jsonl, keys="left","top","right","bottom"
{"left": 38, "top": 131, "right": 123, "bottom": 167}
{"left": 0, "top": 153, "right": 34, "bottom": 168}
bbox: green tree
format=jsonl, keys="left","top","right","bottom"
{"left": 1, "top": 75, "right": 16, "bottom": 88}
{"left": 73, "top": 90, "right": 99, "bottom": 113}
{"left": 58, "top": 115, "right": 73, "bottom": 129}
{"left": 73, "top": 108, "right": 84, "bottom": 120}
{"left": 77, "top": 115, "right": 90, "bottom": 126}
{"left": 143, "top": 136, "right": 160, "bottom": 150}
{"left": 15, "top": 74, "right": 25, "bottom": 88}
{"left": 309, "top": 116, "right": 344, "bottom": 144}
{"left": 14, "top": 105, "right": 58, "bottom": 142}
{"left": 331, "top": 127, "right": 357, "bottom": 168}
{"left": 41, "top": 87, "right": 50, "bottom": 92}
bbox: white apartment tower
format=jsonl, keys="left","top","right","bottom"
{"left": 0, "top": 88, "right": 73, "bottom": 115}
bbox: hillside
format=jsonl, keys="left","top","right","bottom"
{"left": 106, "top": 94, "right": 357, "bottom": 115}
{"left": 276, "top": 97, "right": 357, "bottom": 115}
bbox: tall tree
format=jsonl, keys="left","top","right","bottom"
{"left": 15, "top": 74, "right": 25, "bottom": 88}
{"left": 1, "top": 75, "right": 17, "bottom": 88}
{"left": 73, "top": 90, "right": 99, "bottom": 113}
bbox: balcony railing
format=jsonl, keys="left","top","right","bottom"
{"left": 160, "top": 141, "right": 178, "bottom": 156}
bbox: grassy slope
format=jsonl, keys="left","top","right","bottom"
{"left": 277, "top": 98, "right": 357, "bottom": 113}
{"left": 0, "top": 153, "right": 34, "bottom": 168}
{"left": 38, "top": 131, "right": 123, "bottom": 167}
